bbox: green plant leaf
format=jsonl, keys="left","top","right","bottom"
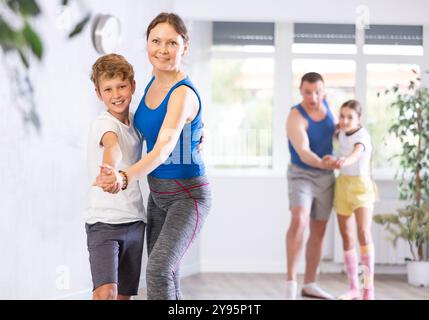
{"left": 68, "top": 13, "right": 91, "bottom": 38}
{"left": 6, "top": 0, "right": 41, "bottom": 16}
{"left": 22, "top": 23, "right": 43, "bottom": 59}
{"left": 0, "top": 16, "right": 26, "bottom": 50}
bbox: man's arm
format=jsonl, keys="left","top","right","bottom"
{"left": 286, "top": 109, "right": 331, "bottom": 170}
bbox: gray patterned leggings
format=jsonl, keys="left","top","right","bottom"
{"left": 146, "top": 175, "right": 212, "bottom": 300}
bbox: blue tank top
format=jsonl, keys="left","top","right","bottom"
{"left": 134, "top": 76, "right": 205, "bottom": 179}
{"left": 288, "top": 100, "right": 335, "bottom": 170}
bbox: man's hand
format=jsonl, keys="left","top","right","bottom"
{"left": 322, "top": 155, "right": 343, "bottom": 170}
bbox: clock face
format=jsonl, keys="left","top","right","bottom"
{"left": 92, "top": 14, "right": 121, "bottom": 54}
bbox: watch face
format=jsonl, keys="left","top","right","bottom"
{"left": 92, "top": 14, "right": 121, "bottom": 54}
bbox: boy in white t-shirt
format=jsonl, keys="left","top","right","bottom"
{"left": 323, "top": 99, "right": 377, "bottom": 300}
{"left": 85, "top": 54, "right": 145, "bottom": 300}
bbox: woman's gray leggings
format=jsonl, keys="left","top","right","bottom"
{"left": 146, "top": 175, "right": 212, "bottom": 300}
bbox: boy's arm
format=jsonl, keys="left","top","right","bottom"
{"left": 100, "top": 131, "right": 122, "bottom": 168}
{"left": 97, "top": 131, "right": 123, "bottom": 193}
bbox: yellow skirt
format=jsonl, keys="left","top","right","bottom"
{"left": 334, "top": 175, "right": 377, "bottom": 216}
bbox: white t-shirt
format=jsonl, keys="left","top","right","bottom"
{"left": 85, "top": 111, "right": 146, "bottom": 224}
{"left": 339, "top": 127, "right": 372, "bottom": 176}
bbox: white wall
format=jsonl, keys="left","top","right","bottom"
{"left": 200, "top": 176, "right": 289, "bottom": 272}
{"left": 175, "top": 0, "right": 429, "bottom": 25}
{"left": 0, "top": 0, "right": 194, "bottom": 299}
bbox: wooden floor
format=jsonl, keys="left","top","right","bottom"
{"left": 137, "top": 273, "right": 429, "bottom": 300}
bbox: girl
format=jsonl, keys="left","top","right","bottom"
{"left": 324, "top": 99, "right": 377, "bottom": 300}
{"left": 94, "top": 13, "right": 212, "bottom": 300}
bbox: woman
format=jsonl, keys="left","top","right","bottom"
{"left": 95, "top": 12, "right": 211, "bottom": 300}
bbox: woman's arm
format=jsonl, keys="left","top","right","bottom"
{"left": 95, "top": 86, "right": 197, "bottom": 191}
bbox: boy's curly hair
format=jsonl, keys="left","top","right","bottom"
{"left": 90, "top": 54, "right": 134, "bottom": 89}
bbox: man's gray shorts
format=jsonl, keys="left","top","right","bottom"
{"left": 85, "top": 220, "right": 145, "bottom": 295}
{"left": 287, "top": 164, "right": 335, "bottom": 221}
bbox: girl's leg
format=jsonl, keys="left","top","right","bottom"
{"left": 337, "top": 214, "right": 360, "bottom": 299}
{"left": 355, "top": 206, "right": 375, "bottom": 300}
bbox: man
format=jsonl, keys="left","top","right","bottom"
{"left": 285, "top": 72, "right": 337, "bottom": 300}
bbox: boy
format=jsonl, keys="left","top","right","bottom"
{"left": 85, "top": 54, "right": 145, "bottom": 300}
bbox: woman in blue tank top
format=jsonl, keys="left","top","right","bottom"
{"left": 95, "top": 13, "right": 211, "bottom": 300}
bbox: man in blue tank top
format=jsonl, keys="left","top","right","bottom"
{"left": 285, "top": 72, "right": 337, "bottom": 300}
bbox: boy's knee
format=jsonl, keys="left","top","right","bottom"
{"left": 93, "top": 283, "right": 117, "bottom": 300}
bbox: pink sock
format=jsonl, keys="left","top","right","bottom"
{"left": 340, "top": 249, "right": 360, "bottom": 299}
{"left": 360, "top": 244, "right": 375, "bottom": 300}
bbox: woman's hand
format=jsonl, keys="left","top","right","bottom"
{"left": 93, "top": 164, "right": 122, "bottom": 194}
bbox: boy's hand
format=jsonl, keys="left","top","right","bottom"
{"left": 93, "top": 164, "right": 122, "bottom": 193}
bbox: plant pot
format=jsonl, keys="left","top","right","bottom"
{"left": 407, "top": 261, "right": 429, "bottom": 287}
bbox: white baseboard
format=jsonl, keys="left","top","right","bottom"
{"left": 180, "top": 262, "right": 201, "bottom": 278}
{"left": 201, "top": 260, "right": 407, "bottom": 275}
{"left": 320, "top": 261, "right": 407, "bottom": 274}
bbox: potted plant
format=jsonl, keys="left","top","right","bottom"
{"left": 373, "top": 70, "right": 429, "bottom": 287}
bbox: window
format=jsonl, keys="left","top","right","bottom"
{"left": 212, "top": 21, "right": 275, "bottom": 46}
{"left": 293, "top": 23, "right": 357, "bottom": 54}
{"left": 203, "top": 20, "right": 425, "bottom": 175}
{"left": 363, "top": 25, "right": 423, "bottom": 56}
{"left": 207, "top": 58, "right": 274, "bottom": 168}
{"left": 366, "top": 64, "right": 420, "bottom": 171}
{"left": 206, "top": 22, "right": 275, "bottom": 169}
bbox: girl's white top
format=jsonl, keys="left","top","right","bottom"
{"left": 339, "top": 127, "right": 372, "bottom": 176}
